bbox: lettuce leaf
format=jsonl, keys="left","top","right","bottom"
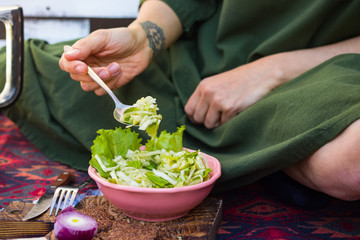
{"left": 145, "top": 123, "right": 159, "bottom": 140}
{"left": 89, "top": 124, "right": 203, "bottom": 187}
{"left": 145, "top": 172, "right": 173, "bottom": 188}
{"left": 90, "top": 127, "right": 142, "bottom": 177}
{"left": 145, "top": 125, "right": 185, "bottom": 152}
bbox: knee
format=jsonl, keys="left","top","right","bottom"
{"left": 323, "top": 170, "right": 360, "bottom": 201}
{"left": 321, "top": 166, "right": 360, "bottom": 201}
{"left": 285, "top": 119, "right": 360, "bottom": 201}
{"left": 285, "top": 155, "right": 360, "bottom": 202}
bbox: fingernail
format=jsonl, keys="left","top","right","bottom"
{"left": 75, "top": 65, "right": 85, "bottom": 73}
{"left": 65, "top": 48, "right": 79, "bottom": 55}
{"left": 99, "top": 70, "right": 110, "bottom": 79}
{"left": 109, "top": 63, "right": 120, "bottom": 75}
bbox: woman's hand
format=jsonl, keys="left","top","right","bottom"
{"left": 59, "top": 0, "right": 182, "bottom": 96}
{"left": 185, "top": 57, "right": 284, "bottom": 129}
{"left": 185, "top": 35, "right": 360, "bottom": 129}
{"left": 59, "top": 24, "right": 152, "bottom": 95}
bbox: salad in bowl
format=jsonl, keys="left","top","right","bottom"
{"left": 88, "top": 96, "right": 221, "bottom": 221}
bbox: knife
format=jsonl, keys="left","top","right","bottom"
{"left": 0, "top": 220, "right": 53, "bottom": 239}
{"left": 22, "top": 171, "right": 74, "bottom": 221}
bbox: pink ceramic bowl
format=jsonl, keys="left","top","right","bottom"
{"left": 88, "top": 149, "right": 221, "bottom": 222}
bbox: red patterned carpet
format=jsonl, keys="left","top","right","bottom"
{"left": 1, "top": 113, "right": 360, "bottom": 239}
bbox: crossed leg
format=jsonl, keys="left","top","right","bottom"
{"left": 284, "top": 119, "right": 360, "bottom": 201}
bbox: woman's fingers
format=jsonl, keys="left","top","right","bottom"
{"left": 185, "top": 70, "right": 246, "bottom": 129}
{"left": 185, "top": 88, "right": 202, "bottom": 123}
{"left": 185, "top": 79, "right": 225, "bottom": 128}
{"left": 78, "top": 64, "right": 123, "bottom": 95}
{"left": 59, "top": 55, "right": 87, "bottom": 76}
{"left": 203, "top": 106, "right": 221, "bottom": 129}
{"left": 186, "top": 97, "right": 224, "bottom": 129}
{"left": 80, "top": 77, "right": 119, "bottom": 95}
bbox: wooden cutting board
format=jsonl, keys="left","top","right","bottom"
{"left": 0, "top": 196, "right": 223, "bottom": 240}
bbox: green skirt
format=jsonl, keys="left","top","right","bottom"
{"left": 1, "top": 38, "right": 360, "bottom": 192}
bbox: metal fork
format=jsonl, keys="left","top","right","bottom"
{"left": 63, "top": 45, "right": 133, "bottom": 125}
{"left": 49, "top": 178, "right": 94, "bottom": 216}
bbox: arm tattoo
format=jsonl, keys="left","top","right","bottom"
{"left": 140, "top": 21, "right": 165, "bottom": 56}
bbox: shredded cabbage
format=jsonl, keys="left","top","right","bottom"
{"left": 94, "top": 149, "right": 212, "bottom": 188}
{"left": 90, "top": 96, "right": 212, "bottom": 188}
{"left": 119, "top": 96, "right": 162, "bottom": 138}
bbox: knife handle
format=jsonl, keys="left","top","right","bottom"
{"left": 49, "top": 171, "right": 73, "bottom": 190}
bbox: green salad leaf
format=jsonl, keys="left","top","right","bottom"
{"left": 145, "top": 172, "right": 172, "bottom": 188}
{"left": 145, "top": 125, "right": 185, "bottom": 152}
{"left": 90, "top": 127, "right": 142, "bottom": 178}
{"left": 89, "top": 125, "right": 212, "bottom": 188}
{"left": 90, "top": 96, "right": 212, "bottom": 188}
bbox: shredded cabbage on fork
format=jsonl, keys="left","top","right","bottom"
{"left": 119, "top": 96, "right": 162, "bottom": 138}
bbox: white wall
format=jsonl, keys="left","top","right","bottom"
{"left": 0, "top": 0, "right": 139, "bottom": 47}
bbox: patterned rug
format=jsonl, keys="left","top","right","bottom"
{"left": 1, "top": 113, "right": 360, "bottom": 239}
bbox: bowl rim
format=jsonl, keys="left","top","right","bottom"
{"left": 88, "top": 150, "right": 221, "bottom": 193}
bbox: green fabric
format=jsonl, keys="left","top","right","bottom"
{"left": 1, "top": 0, "right": 360, "bottom": 192}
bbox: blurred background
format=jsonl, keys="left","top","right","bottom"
{"left": 0, "top": 0, "right": 139, "bottom": 48}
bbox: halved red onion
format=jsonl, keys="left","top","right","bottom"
{"left": 54, "top": 206, "right": 98, "bottom": 240}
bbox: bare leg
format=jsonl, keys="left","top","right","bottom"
{"left": 284, "top": 119, "right": 360, "bottom": 201}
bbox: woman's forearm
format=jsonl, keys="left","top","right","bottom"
{"left": 129, "top": 0, "right": 183, "bottom": 55}
{"left": 270, "top": 36, "right": 360, "bottom": 85}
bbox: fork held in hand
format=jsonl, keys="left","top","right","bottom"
{"left": 49, "top": 178, "right": 93, "bottom": 216}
